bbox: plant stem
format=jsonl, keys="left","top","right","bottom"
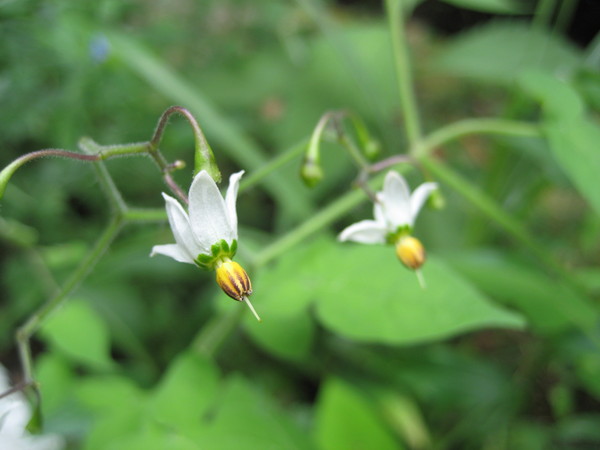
{"left": 16, "top": 216, "right": 123, "bottom": 384}
{"left": 385, "top": 0, "right": 422, "bottom": 147}
{"left": 240, "top": 139, "right": 308, "bottom": 192}
{"left": 414, "top": 118, "right": 542, "bottom": 158}
{"left": 252, "top": 172, "right": 385, "bottom": 269}
{"left": 123, "top": 208, "right": 167, "bottom": 222}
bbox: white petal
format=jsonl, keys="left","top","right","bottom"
{"left": 224, "top": 170, "right": 244, "bottom": 238}
{"left": 150, "top": 244, "right": 194, "bottom": 264}
{"left": 338, "top": 220, "right": 387, "bottom": 244}
{"left": 381, "top": 171, "right": 411, "bottom": 228}
{"left": 409, "top": 182, "right": 438, "bottom": 226}
{"left": 373, "top": 193, "right": 387, "bottom": 226}
{"left": 188, "top": 171, "right": 235, "bottom": 247}
{"left": 163, "top": 193, "right": 206, "bottom": 257}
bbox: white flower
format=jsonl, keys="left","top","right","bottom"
{"left": 0, "top": 366, "right": 64, "bottom": 450}
{"left": 338, "top": 170, "right": 437, "bottom": 244}
{"left": 151, "top": 170, "right": 261, "bottom": 321}
{"left": 151, "top": 170, "right": 244, "bottom": 267}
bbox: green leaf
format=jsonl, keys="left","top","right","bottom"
{"left": 544, "top": 118, "right": 600, "bottom": 217}
{"left": 314, "top": 378, "right": 400, "bottom": 450}
{"left": 244, "top": 310, "right": 315, "bottom": 363}
{"left": 439, "top": 0, "right": 529, "bottom": 14}
{"left": 519, "top": 71, "right": 585, "bottom": 121}
{"left": 40, "top": 299, "right": 114, "bottom": 371}
{"left": 199, "top": 375, "right": 313, "bottom": 449}
{"left": 314, "top": 244, "right": 524, "bottom": 344}
{"left": 256, "top": 238, "right": 523, "bottom": 345}
{"left": 519, "top": 71, "right": 600, "bottom": 216}
{"left": 432, "top": 22, "right": 582, "bottom": 84}
{"left": 448, "top": 251, "right": 599, "bottom": 335}
{"left": 76, "top": 376, "right": 145, "bottom": 415}
{"left": 149, "top": 352, "right": 219, "bottom": 435}
{"left": 35, "top": 353, "right": 74, "bottom": 418}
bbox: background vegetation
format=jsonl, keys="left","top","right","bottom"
{"left": 1, "top": 0, "right": 599, "bottom": 448}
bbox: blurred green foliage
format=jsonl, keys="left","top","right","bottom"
{"left": 1, "top": 0, "right": 600, "bottom": 448}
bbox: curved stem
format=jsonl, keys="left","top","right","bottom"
{"left": 151, "top": 105, "right": 220, "bottom": 182}
{"left": 415, "top": 118, "right": 542, "bottom": 158}
{"left": 0, "top": 149, "right": 98, "bottom": 199}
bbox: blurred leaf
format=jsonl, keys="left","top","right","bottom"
{"left": 83, "top": 407, "right": 143, "bottom": 450}
{"left": 105, "top": 423, "right": 201, "bottom": 450}
{"left": 544, "top": 118, "right": 600, "bottom": 217}
{"left": 199, "top": 375, "right": 313, "bottom": 449}
{"left": 449, "top": 251, "right": 599, "bottom": 335}
{"left": 76, "top": 376, "right": 145, "bottom": 415}
{"left": 432, "top": 21, "right": 582, "bottom": 84}
{"left": 40, "top": 299, "right": 114, "bottom": 371}
{"left": 314, "top": 378, "right": 400, "bottom": 450}
{"left": 439, "top": 0, "right": 529, "bottom": 14}
{"left": 316, "top": 241, "right": 523, "bottom": 344}
{"left": 520, "top": 71, "right": 600, "bottom": 216}
{"left": 519, "top": 71, "right": 585, "bottom": 121}
{"left": 244, "top": 310, "right": 315, "bottom": 363}
{"left": 36, "top": 353, "right": 74, "bottom": 418}
{"left": 149, "top": 352, "right": 219, "bottom": 434}
{"left": 256, "top": 238, "right": 523, "bottom": 345}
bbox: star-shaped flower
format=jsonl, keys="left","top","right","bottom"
{"left": 151, "top": 170, "right": 260, "bottom": 321}
{"left": 339, "top": 170, "right": 437, "bottom": 285}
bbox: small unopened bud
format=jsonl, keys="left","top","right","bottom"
{"left": 395, "top": 236, "right": 425, "bottom": 270}
{"left": 300, "top": 158, "right": 323, "bottom": 187}
{"left": 427, "top": 188, "right": 445, "bottom": 210}
{"left": 364, "top": 140, "right": 381, "bottom": 160}
{"left": 215, "top": 260, "right": 261, "bottom": 321}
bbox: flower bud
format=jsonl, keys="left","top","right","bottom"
{"left": 395, "top": 236, "right": 426, "bottom": 270}
{"left": 215, "top": 260, "right": 261, "bottom": 321}
{"left": 300, "top": 158, "right": 323, "bottom": 188}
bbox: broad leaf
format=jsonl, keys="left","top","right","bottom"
{"left": 315, "top": 378, "right": 400, "bottom": 450}
{"left": 40, "top": 299, "right": 114, "bottom": 371}
{"left": 520, "top": 71, "right": 600, "bottom": 216}
{"left": 255, "top": 238, "right": 524, "bottom": 346}
{"left": 433, "top": 22, "right": 582, "bottom": 84}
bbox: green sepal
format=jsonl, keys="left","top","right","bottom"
{"left": 386, "top": 225, "right": 412, "bottom": 244}
{"left": 194, "top": 239, "right": 237, "bottom": 271}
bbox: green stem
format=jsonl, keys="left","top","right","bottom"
{"left": 240, "top": 139, "right": 308, "bottom": 192}
{"left": 123, "top": 208, "right": 167, "bottom": 222}
{"left": 252, "top": 173, "right": 385, "bottom": 268}
{"left": 16, "top": 216, "right": 123, "bottom": 383}
{"left": 338, "top": 132, "right": 370, "bottom": 170}
{"left": 385, "top": 0, "right": 422, "bottom": 146}
{"left": 150, "top": 105, "right": 221, "bottom": 182}
{"left": 414, "top": 118, "right": 542, "bottom": 158}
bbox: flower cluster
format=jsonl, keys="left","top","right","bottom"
{"left": 152, "top": 167, "right": 436, "bottom": 318}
